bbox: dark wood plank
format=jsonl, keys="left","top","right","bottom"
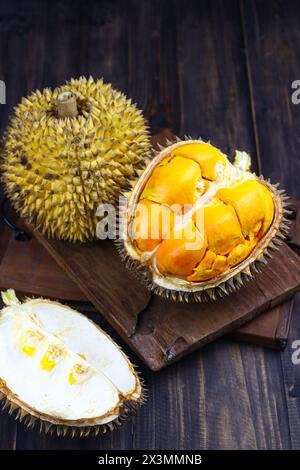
{"left": 175, "top": 0, "right": 257, "bottom": 166}
{"left": 125, "top": 0, "right": 182, "bottom": 135}
{"left": 241, "top": 0, "right": 300, "bottom": 198}
{"left": 0, "top": 221, "right": 87, "bottom": 301}
{"left": 0, "top": 411, "right": 17, "bottom": 450}
{"left": 228, "top": 301, "right": 294, "bottom": 350}
{"left": 241, "top": 0, "right": 300, "bottom": 449}
{"left": 134, "top": 341, "right": 292, "bottom": 450}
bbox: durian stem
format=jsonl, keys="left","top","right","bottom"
{"left": 57, "top": 91, "right": 78, "bottom": 118}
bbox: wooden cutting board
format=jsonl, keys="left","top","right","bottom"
{"left": 28, "top": 229, "right": 300, "bottom": 371}
{"left": 0, "top": 203, "right": 297, "bottom": 349}
{"left": 0, "top": 221, "right": 87, "bottom": 302}
{"left": 0, "top": 211, "right": 295, "bottom": 350}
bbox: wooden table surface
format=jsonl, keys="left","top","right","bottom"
{"left": 0, "top": 0, "right": 300, "bottom": 450}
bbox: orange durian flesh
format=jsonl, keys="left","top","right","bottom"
{"left": 141, "top": 156, "right": 203, "bottom": 211}
{"left": 227, "top": 240, "right": 256, "bottom": 267}
{"left": 155, "top": 219, "right": 207, "bottom": 277}
{"left": 257, "top": 183, "right": 275, "bottom": 237}
{"left": 130, "top": 199, "right": 175, "bottom": 252}
{"left": 193, "top": 201, "right": 245, "bottom": 256}
{"left": 217, "top": 180, "right": 274, "bottom": 239}
{"left": 170, "top": 142, "right": 227, "bottom": 180}
{"left": 127, "top": 141, "right": 277, "bottom": 285}
{"left": 187, "top": 250, "right": 228, "bottom": 282}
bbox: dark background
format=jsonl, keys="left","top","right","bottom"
{"left": 0, "top": 0, "right": 300, "bottom": 450}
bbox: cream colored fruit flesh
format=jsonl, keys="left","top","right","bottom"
{"left": 0, "top": 290, "right": 141, "bottom": 427}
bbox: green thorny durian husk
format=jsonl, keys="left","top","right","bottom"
{"left": 1, "top": 77, "right": 150, "bottom": 242}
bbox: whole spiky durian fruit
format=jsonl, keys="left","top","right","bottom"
{"left": 1, "top": 77, "right": 150, "bottom": 242}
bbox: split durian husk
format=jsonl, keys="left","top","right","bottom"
{"left": 1, "top": 77, "right": 150, "bottom": 242}
{"left": 118, "top": 139, "right": 290, "bottom": 302}
{"left": 0, "top": 290, "right": 143, "bottom": 437}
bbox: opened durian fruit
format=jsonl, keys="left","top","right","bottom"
{"left": 0, "top": 290, "right": 143, "bottom": 436}
{"left": 1, "top": 77, "right": 150, "bottom": 242}
{"left": 120, "top": 139, "right": 290, "bottom": 302}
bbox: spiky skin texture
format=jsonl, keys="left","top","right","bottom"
{"left": 1, "top": 77, "right": 150, "bottom": 242}
{"left": 120, "top": 139, "right": 290, "bottom": 303}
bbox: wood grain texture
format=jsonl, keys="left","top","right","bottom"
{"left": 241, "top": 0, "right": 300, "bottom": 196}
{"left": 0, "top": 0, "right": 299, "bottom": 450}
{"left": 228, "top": 301, "right": 294, "bottom": 350}
{"left": 241, "top": 0, "right": 300, "bottom": 450}
{"left": 0, "top": 222, "right": 87, "bottom": 301}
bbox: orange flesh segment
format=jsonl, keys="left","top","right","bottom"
{"left": 130, "top": 199, "right": 175, "bottom": 252}
{"left": 141, "top": 156, "right": 203, "bottom": 211}
{"left": 217, "top": 180, "right": 269, "bottom": 238}
{"left": 227, "top": 240, "right": 256, "bottom": 268}
{"left": 130, "top": 143, "right": 275, "bottom": 281}
{"left": 170, "top": 142, "right": 227, "bottom": 180}
{"left": 155, "top": 219, "right": 207, "bottom": 277}
{"left": 194, "top": 201, "right": 245, "bottom": 255}
{"left": 188, "top": 250, "right": 228, "bottom": 282}
{"left": 257, "top": 183, "right": 276, "bottom": 237}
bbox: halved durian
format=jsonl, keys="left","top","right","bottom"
{"left": 0, "top": 290, "right": 143, "bottom": 437}
{"left": 118, "top": 139, "right": 290, "bottom": 302}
